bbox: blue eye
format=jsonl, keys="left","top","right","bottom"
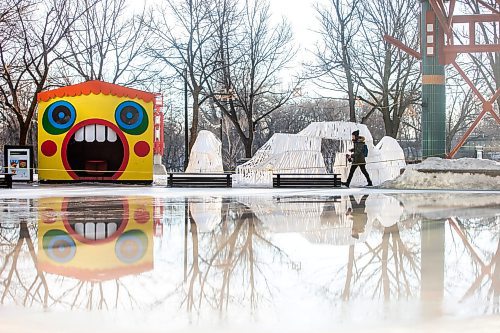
{"left": 115, "top": 230, "right": 148, "bottom": 264}
{"left": 115, "top": 101, "right": 148, "bottom": 135}
{"left": 43, "top": 101, "right": 76, "bottom": 135}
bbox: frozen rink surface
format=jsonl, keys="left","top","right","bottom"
{"left": 0, "top": 184, "right": 499, "bottom": 333}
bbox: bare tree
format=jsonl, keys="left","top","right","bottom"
{"left": 145, "top": 0, "right": 219, "bottom": 153}
{"left": 313, "top": 0, "right": 362, "bottom": 122}
{"left": 208, "top": 0, "right": 299, "bottom": 157}
{"left": 445, "top": 70, "right": 481, "bottom": 153}
{"left": 355, "top": 0, "right": 421, "bottom": 138}
{"left": 0, "top": 0, "right": 88, "bottom": 145}
{"left": 56, "top": 0, "right": 153, "bottom": 87}
{"left": 464, "top": 0, "right": 500, "bottom": 111}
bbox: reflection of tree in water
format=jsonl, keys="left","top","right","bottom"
{"left": 340, "top": 222, "right": 421, "bottom": 301}
{"left": 0, "top": 208, "right": 49, "bottom": 308}
{"left": 183, "top": 200, "right": 292, "bottom": 320}
{"left": 448, "top": 216, "right": 500, "bottom": 314}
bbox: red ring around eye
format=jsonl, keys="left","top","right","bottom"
{"left": 134, "top": 141, "right": 150, "bottom": 157}
{"left": 41, "top": 140, "right": 58, "bottom": 157}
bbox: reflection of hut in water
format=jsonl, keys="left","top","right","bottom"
{"left": 236, "top": 194, "right": 408, "bottom": 245}
{"left": 38, "top": 196, "right": 154, "bottom": 281}
{"left": 189, "top": 197, "right": 223, "bottom": 233}
{"left": 238, "top": 196, "right": 376, "bottom": 245}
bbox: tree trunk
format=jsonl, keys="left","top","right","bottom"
{"left": 19, "top": 122, "right": 29, "bottom": 146}
{"left": 244, "top": 137, "right": 253, "bottom": 158}
{"left": 189, "top": 91, "right": 200, "bottom": 151}
{"left": 344, "top": 57, "right": 356, "bottom": 122}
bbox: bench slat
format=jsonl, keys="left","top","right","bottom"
{"left": 168, "top": 173, "right": 232, "bottom": 188}
{"left": 273, "top": 173, "right": 341, "bottom": 188}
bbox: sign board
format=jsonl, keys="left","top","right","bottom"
{"left": 3, "top": 145, "right": 34, "bottom": 182}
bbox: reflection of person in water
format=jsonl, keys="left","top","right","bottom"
{"left": 346, "top": 195, "right": 368, "bottom": 239}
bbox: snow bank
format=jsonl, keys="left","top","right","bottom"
{"left": 407, "top": 157, "right": 500, "bottom": 171}
{"left": 383, "top": 157, "right": 500, "bottom": 190}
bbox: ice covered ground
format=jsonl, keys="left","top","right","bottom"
{"left": 382, "top": 157, "right": 500, "bottom": 190}
{"left": 0, "top": 182, "right": 499, "bottom": 200}
{"left": 0, "top": 183, "right": 499, "bottom": 333}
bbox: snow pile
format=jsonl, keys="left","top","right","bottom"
{"left": 233, "top": 133, "right": 326, "bottom": 187}
{"left": 407, "top": 157, "right": 500, "bottom": 170}
{"left": 185, "top": 130, "right": 223, "bottom": 173}
{"left": 383, "top": 157, "right": 500, "bottom": 190}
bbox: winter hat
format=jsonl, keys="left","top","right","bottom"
{"left": 352, "top": 130, "right": 360, "bottom": 137}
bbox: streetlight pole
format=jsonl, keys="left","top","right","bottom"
{"left": 184, "top": 68, "right": 189, "bottom": 170}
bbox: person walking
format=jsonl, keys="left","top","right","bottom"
{"left": 342, "top": 130, "right": 372, "bottom": 188}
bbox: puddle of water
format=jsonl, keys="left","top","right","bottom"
{"left": 0, "top": 192, "right": 499, "bottom": 332}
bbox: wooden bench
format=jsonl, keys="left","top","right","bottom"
{"left": 273, "top": 173, "right": 342, "bottom": 188}
{"left": 167, "top": 173, "right": 232, "bottom": 188}
{"left": 0, "top": 173, "right": 13, "bottom": 189}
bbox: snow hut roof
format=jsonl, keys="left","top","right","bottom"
{"left": 37, "top": 80, "right": 155, "bottom": 103}
{"left": 298, "top": 121, "right": 373, "bottom": 142}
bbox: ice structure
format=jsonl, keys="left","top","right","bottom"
{"left": 185, "top": 130, "right": 224, "bottom": 173}
{"left": 233, "top": 133, "right": 326, "bottom": 187}
{"left": 234, "top": 121, "right": 405, "bottom": 187}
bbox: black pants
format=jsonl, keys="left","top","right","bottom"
{"left": 346, "top": 164, "right": 372, "bottom": 186}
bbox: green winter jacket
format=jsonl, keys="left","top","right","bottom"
{"left": 350, "top": 136, "right": 367, "bottom": 165}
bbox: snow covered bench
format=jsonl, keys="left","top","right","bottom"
{"left": 167, "top": 173, "right": 232, "bottom": 188}
{"left": 273, "top": 173, "right": 342, "bottom": 188}
{"left": 0, "top": 173, "right": 13, "bottom": 189}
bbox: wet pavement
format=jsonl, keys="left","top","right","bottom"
{"left": 0, "top": 189, "right": 499, "bottom": 332}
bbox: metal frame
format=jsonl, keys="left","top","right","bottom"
{"left": 384, "top": 0, "right": 500, "bottom": 158}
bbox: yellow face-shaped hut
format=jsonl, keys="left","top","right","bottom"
{"left": 37, "top": 81, "right": 154, "bottom": 182}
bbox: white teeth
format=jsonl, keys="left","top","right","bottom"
{"left": 85, "top": 124, "right": 96, "bottom": 142}
{"left": 85, "top": 223, "right": 95, "bottom": 239}
{"left": 96, "top": 222, "right": 106, "bottom": 239}
{"left": 75, "top": 128, "right": 85, "bottom": 142}
{"left": 96, "top": 125, "right": 106, "bottom": 142}
{"left": 73, "top": 222, "right": 118, "bottom": 240}
{"left": 74, "top": 125, "right": 118, "bottom": 143}
{"left": 75, "top": 223, "right": 84, "bottom": 236}
{"left": 107, "top": 222, "right": 117, "bottom": 235}
{"left": 107, "top": 127, "right": 117, "bottom": 142}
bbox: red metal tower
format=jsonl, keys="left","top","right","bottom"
{"left": 385, "top": 0, "right": 500, "bottom": 158}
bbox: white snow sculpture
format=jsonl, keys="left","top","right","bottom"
{"left": 233, "top": 133, "right": 326, "bottom": 187}
{"left": 298, "top": 121, "right": 373, "bottom": 143}
{"left": 185, "top": 130, "right": 223, "bottom": 173}
{"left": 234, "top": 121, "right": 406, "bottom": 187}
